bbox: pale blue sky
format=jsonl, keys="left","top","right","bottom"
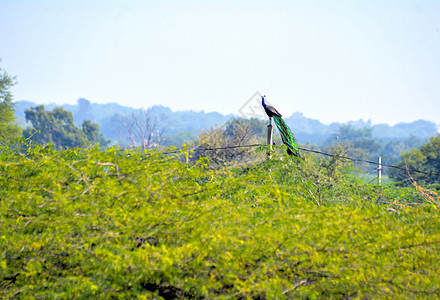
{"left": 1, "top": 0, "right": 439, "bottom": 125}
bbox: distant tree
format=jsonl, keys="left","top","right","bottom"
{"left": 247, "top": 117, "right": 268, "bottom": 139}
{"left": 118, "top": 110, "right": 168, "bottom": 150}
{"left": 82, "top": 120, "right": 111, "bottom": 148}
{"left": 326, "top": 125, "right": 380, "bottom": 154}
{"left": 322, "top": 125, "right": 383, "bottom": 171}
{"left": 389, "top": 135, "right": 440, "bottom": 186}
{"left": 23, "top": 105, "right": 108, "bottom": 149}
{"left": 0, "top": 67, "right": 21, "bottom": 144}
{"left": 82, "top": 120, "right": 99, "bottom": 142}
{"left": 76, "top": 98, "right": 93, "bottom": 121}
{"left": 380, "top": 135, "right": 424, "bottom": 166}
{"left": 197, "top": 117, "right": 265, "bottom": 166}
{"left": 224, "top": 117, "right": 264, "bottom": 143}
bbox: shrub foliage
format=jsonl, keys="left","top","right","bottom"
{"left": 1, "top": 144, "right": 440, "bottom": 298}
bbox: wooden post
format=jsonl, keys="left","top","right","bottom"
{"left": 267, "top": 120, "right": 273, "bottom": 159}
{"left": 378, "top": 156, "right": 382, "bottom": 185}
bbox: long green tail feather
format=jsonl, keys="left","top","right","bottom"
{"left": 273, "top": 115, "right": 301, "bottom": 157}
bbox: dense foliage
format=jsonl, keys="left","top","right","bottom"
{"left": 0, "top": 67, "right": 21, "bottom": 144}
{"left": 1, "top": 143, "right": 440, "bottom": 298}
{"left": 23, "top": 105, "right": 110, "bottom": 149}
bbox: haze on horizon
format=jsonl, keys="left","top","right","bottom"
{"left": 1, "top": 0, "right": 439, "bottom": 126}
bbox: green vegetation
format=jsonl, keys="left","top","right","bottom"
{"left": 389, "top": 134, "right": 440, "bottom": 187}
{"left": 23, "top": 105, "right": 110, "bottom": 149}
{"left": 0, "top": 67, "right": 21, "bottom": 144}
{"left": 323, "top": 124, "right": 426, "bottom": 173}
{"left": 1, "top": 141, "right": 439, "bottom": 298}
{"left": 15, "top": 99, "right": 439, "bottom": 150}
{"left": 197, "top": 118, "right": 266, "bottom": 166}
{"left": 3, "top": 67, "right": 440, "bottom": 297}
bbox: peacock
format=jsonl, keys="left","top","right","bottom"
{"left": 262, "top": 96, "right": 301, "bottom": 157}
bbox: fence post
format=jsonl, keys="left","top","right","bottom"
{"left": 378, "top": 156, "right": 382, "bottom": 185}
{"left": 267, "top": 121, "right": 273, "bottom": 159}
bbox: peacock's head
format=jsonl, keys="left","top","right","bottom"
{"left": 261, "top": 95, "right": 266, "bottom": 107}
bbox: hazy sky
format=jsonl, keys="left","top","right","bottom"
{"left": 1, "top": 0, "right": 439, "bottom": 125}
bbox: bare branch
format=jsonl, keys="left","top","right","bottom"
{"left": 117, "top": 109, "right": 169, "bottom": 150}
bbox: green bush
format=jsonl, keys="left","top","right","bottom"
{"left": 1, "top": 144, "right": 439, "bottom": 298}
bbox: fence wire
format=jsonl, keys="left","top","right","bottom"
{"left": 163, "top": 143, "right": 440, "bottom": 178}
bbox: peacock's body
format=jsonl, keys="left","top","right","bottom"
{"left": 262, "top": 96, "right": 301, "bottom": 157}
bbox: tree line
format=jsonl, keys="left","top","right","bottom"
{"left": 1, "top": 66, "right": 439, "bottom": 186}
